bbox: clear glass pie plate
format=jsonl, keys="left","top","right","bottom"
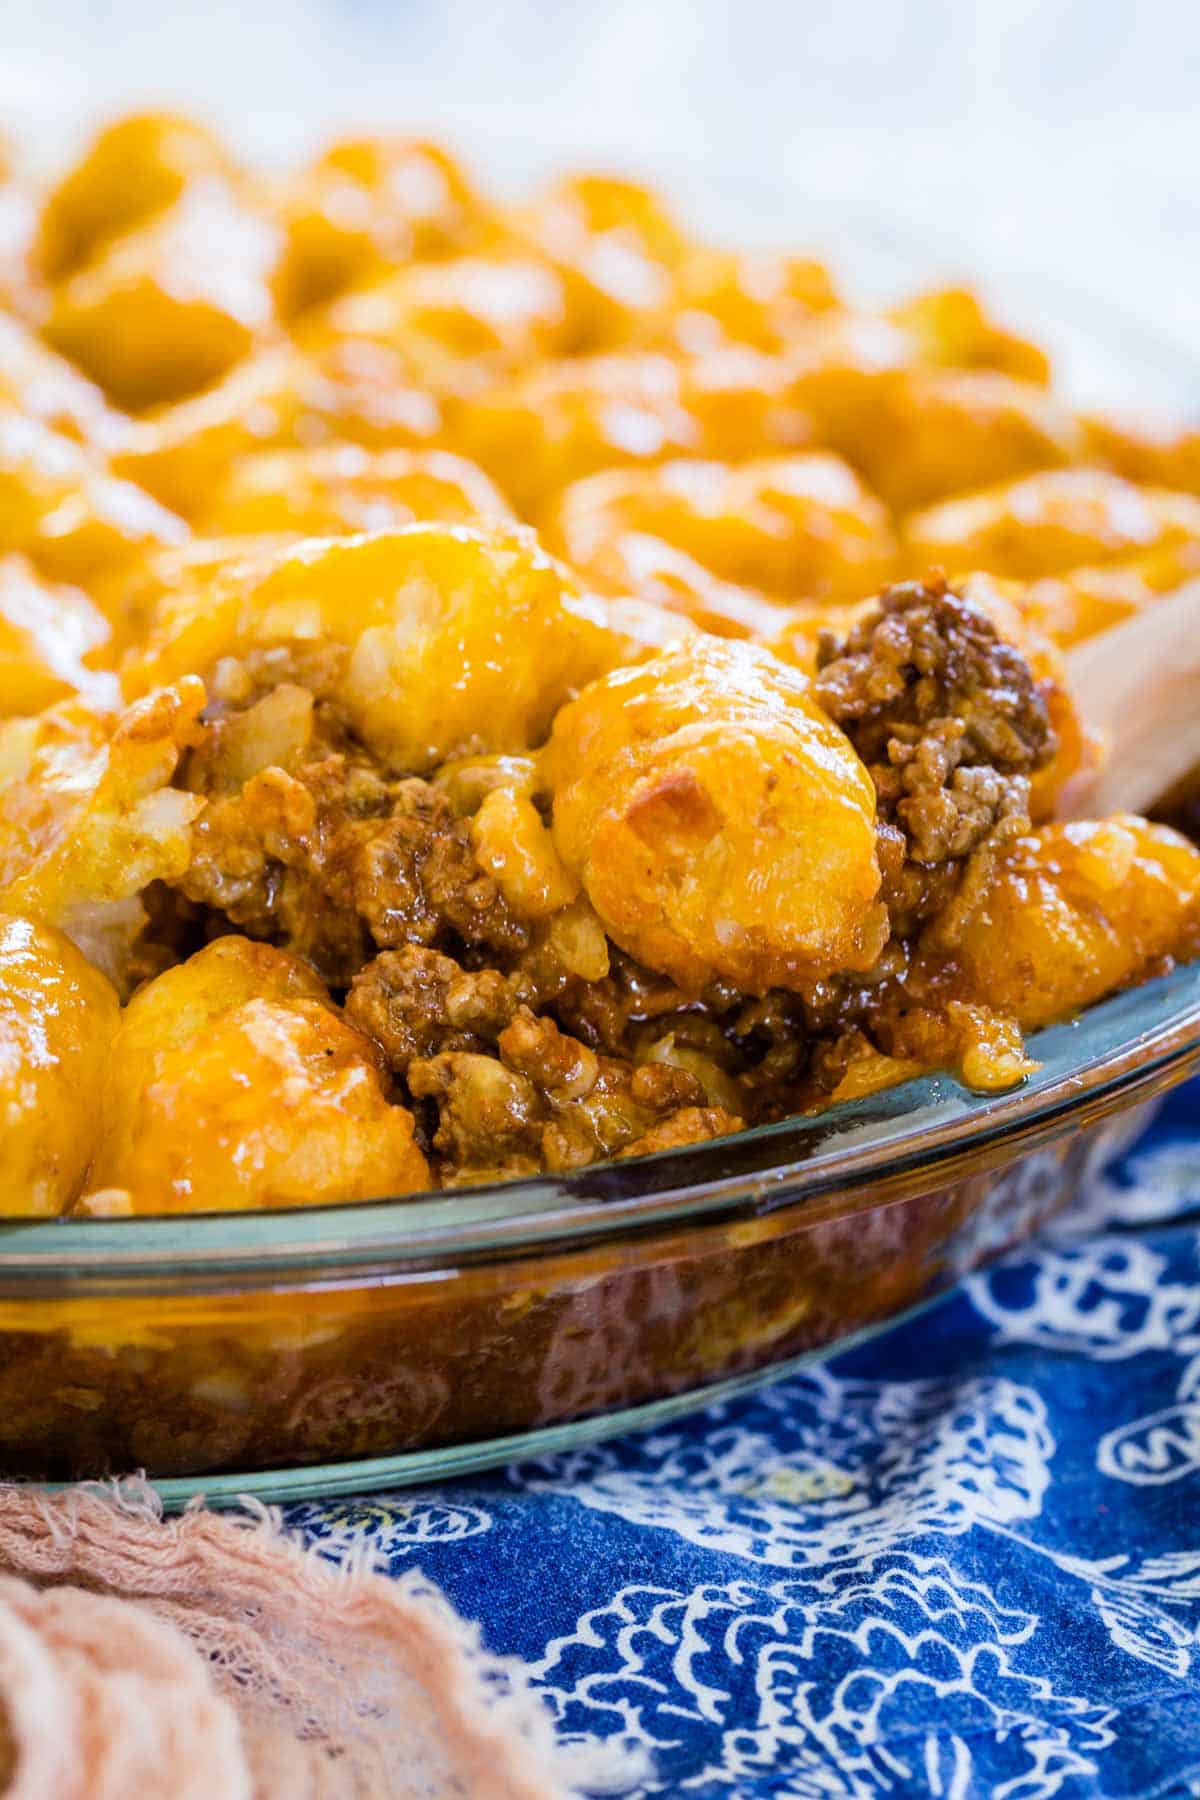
{"left": 1, "top": 964, "right": 1197, "bottom": 1502}
{"left": 3, "top": 148, "right": 1198, "bottom": 1503}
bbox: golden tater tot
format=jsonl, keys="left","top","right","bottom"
{"left": 924, "top": 817, "right": 1200, "bottom": 1029}
{"left": 568, "top": 532, "right": 789, "bottom": 639}
{"left": 35, "top": 111, "right": 232, "bottom": 280}
{"left": 549, "top": 453, "right": 896, "bottom": 602}
{"left": 45, "top": 178, "right": 284, "bottom": 410}
{"left": 454, "top": 346, "right": 808, "bottom": 516}
{"left": 0, "top": 554, "right": 116, "bottom": 715}
{"left": 518, "top": 172, "right": 689, "bottom": 269}
{"left": 0, "top": 412, "right": 187, "bottom": 586}
{"left": 507, "top": 172, "right": 690, "bottom": 348}
{"left": 1014, "top": 540, "right": 1200, "bottom": 649}
{"left": 144, "top": 925, "right": 333, "bottom": 1038}
{"left": 780, "top": 302, "right": 1057, "bottom": 489}
{"left": 906, "top": 469, "right": 1200, "bottom": 582}
{"left": 0, "top": 680, "right": 204, "bottom": 986}
{"left": 113, "top": 339, "right": 444, "bottom": 518}
{"left": 778, "top": 312, "right": 914, "bottom": 451}
{"left": 126, "top": 523, "right": 624, "bottom": 772}
{"left": 853, "top": 369, "right": 1082, "bottom": 513}
{"left": 275, "top": 135, "right": 479, "bottom": 317}
{"left": 89, "top": 935, "right": 429, "bottom": 1212}
{"left": 1083, "top": 412, "right": 1200, "bottom": 500}
{"left": 0, "top": 913, "right": 118, "bottom": 1216}
{"left": 200, "top": 444, "right": 510, "bottom": 538}
{"left": 544, "top": 636, "right": 885, "bottom": 993}
{"left": 319, "top": 253, "right": 572, "bottom": 397}
{"left": 642, "top": 246, "right": 840, "bottom": 353}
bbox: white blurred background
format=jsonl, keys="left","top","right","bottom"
{"left": 2, "top": 0, "right": 1197, "bottom": 393}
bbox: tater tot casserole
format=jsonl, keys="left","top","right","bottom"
{"left": 0, "top": 111, "right": 1198, "bottom": 1225}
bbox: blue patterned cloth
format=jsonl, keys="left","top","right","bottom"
{"left": 289, "top": 1080, "right": 1200, "bottom": 1798}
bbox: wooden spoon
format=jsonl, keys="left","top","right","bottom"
{"left": 1066, "top": 577, "right": 1200, "bottom": 817}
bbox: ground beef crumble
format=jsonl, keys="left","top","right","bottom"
{"left": 815, "top": 575, "right": 1057, "bottom": 934}
{"left": 617, "top": 1107, "right": 745, "bottom": 1159}
{"left": 405, "top": 1010, "right": 735, "bottom": 1183}
{"left": 498, "top": 1008, "right": 600, "bottom": 1100}
{"left": 177, "top": 743, "right": 529, "bottom": 985}
{"left": 348, "top": 801, "right": 529, "bottom": 960}
{"left": 345, "top": 946, "right": 516, "bottom": 1073}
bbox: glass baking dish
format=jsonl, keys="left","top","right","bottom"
{"left": 2, "top": 961, "right": 1197, "bottom": 1503}
{"left": 1, "top": 139, "right": 1195, "bottom": 1501}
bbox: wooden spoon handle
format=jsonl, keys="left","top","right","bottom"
{"left": 1066, "top": 577, "right": 1200, "bottom": 817}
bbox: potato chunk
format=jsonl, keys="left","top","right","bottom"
{"left": 89, "top": 936, "right": 429, "bottom": 1212}
{"left": 549, "top": 454, "right": 896, "bottom": 602}
{"left": 320, "top": 253, "right": 572, "bottom": 398}
{"left": 128, "top": 523, "right": 625, "bottom": 772}
{"left": 544, "top": 637, "right": 885, "bottom": 992}
{"left": 569, "top": 532, "right": 789, "bottom": 639}
{"left": 275, "top": 135, "right": 479, "bottom": 316}
{"left": 906, "top": 469, "right": 1200, "bottom": 581}
{"left": 1019, "top": 542, "right": 1200, "bottom": 649}
{"left": 506, "top": 172, "right": 690, "bottom": 348}
{"left": 777, "top": 312, "right": 914, "bottom": 451}
{"left": 35, "top": 111, "right": 231, "bottom": 279}
{"left": 200, "top": 445, "right": 510, "bottom": 537}
{"left": 851, "top": 369, "right": 1082, "bottom": 513}
{"left": 0, "top": 681, "right": 204, "bottom": 985}
{"left": 455, "top": 346, "right": 809, "bottom": 515}
{"left": 0, "top": 914, "right": 118, "bottom": 1215}
{"left": 643, "top": 246, "right": 839, "bottom": 352}
{"left": 45, "top": 178, "right": 283, "bottom": 410}
{"left": 112, "top": 339, "right": 444, "bottom": 518}
{"left": 0, "top": 554, "right": 116, "bottom": 715}
{"left": 926, "top": 817, "right": 1200, "bottom": 1029}
{"left": 1083, "top": 412, "right": 1200, "bottom": 499}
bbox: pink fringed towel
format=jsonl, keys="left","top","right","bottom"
{"left": 0, "top": 1480, "right": 608, "bottom": 1799}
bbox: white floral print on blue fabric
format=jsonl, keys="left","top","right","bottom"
{"left": 287, "top": 1079, "right": 1200, "bottom": 1798}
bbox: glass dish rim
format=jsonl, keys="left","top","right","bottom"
{"left": 4, "top": 960, "right": 1198, "bottom": 1283}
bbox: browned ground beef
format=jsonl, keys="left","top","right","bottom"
{"left": 350, "top": 800, "right": 531, "bottom": 957}
{"left": 153, "top": 579, "right": 1067, "bottom": 1182}
{"left": 179, "top": 753, "right": 529, "bottom": 986}
{"left": 498, "top": 1007, "right": 600, "bottom": 1099}
{"left": 406, "top": 1015, "right": 733, "bottom": 1182}
{"left": 345, "top": 946, "right": 516, "bottom": 1071}
{"left": 814, "top": 577, "right": 1057, "bottom": 934}
{"left": 814, "top": 576, "right": 1053, "bottom": 853}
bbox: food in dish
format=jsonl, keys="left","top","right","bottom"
{"left": 0, "top": 113, "right": 1197, "bottom": 1215}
